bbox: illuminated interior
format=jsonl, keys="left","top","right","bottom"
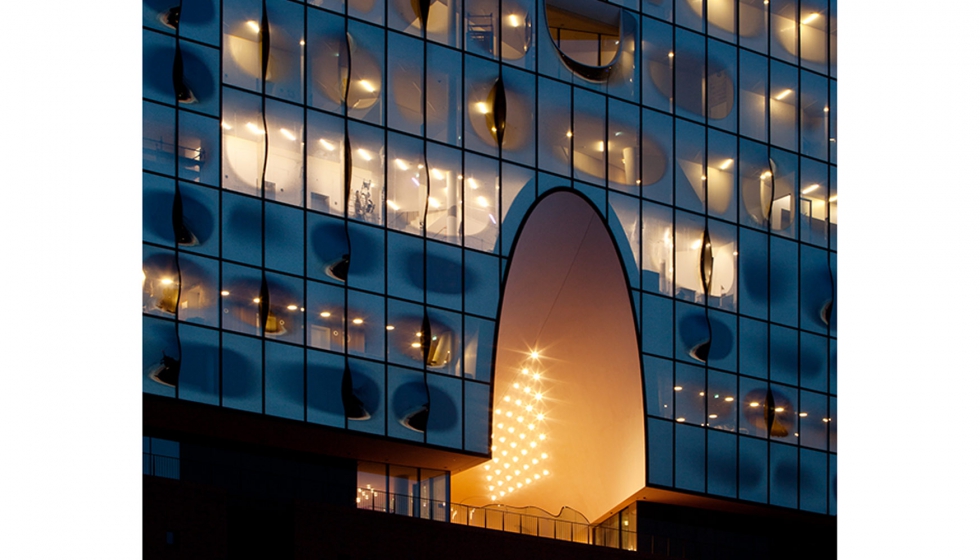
{"left": 452, "top": 190, "right": 645, "bottom": 523}
{"left": 545, "top": 0, "right": 621, "bottom": 67}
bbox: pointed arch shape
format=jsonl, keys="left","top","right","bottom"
{"left": 454, "top": 188, "right": 647, "bottom": 523}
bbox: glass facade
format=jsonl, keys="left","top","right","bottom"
{"left": 143, "top": 0, "right": 836, "bottom": 515}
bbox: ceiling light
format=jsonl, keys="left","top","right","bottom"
{"left": 280, "top": 128, "right": 296, "bottom": 141}
{"left": 386, "top": 325, "right": 395, "bottom": 331}
{"left": 802, "top": 184, "right": 820, "bottom": 195}
{"left": 801, "top": 12, "right": 819, "bottom": 25}
{"left": 799, "top": 412, "right": 808, "bottom": 417}
{"left": 708, "top": 414, "right": 718, "bottom": 419}
{"left": 774, "top": 89, "right": 793, "bottom": 101}
{"left": 475, "top": 101, "right": 489, "bottom": 114}
{"left": 253, "top": 297, "right": 261, "bottom": 303}
{"left": 828, "top": 195, "right": 838, "bottom": 202}
{"left": 566, "top": 131, "right": 573, "bottom": 138}
{"left": 725, "top": 396, "right": 734, "bottom": 402}
{"left": 352, "top": 318, "right": 364, "bottom": 325}
{"left": 719, "top": 158, "right": 734, "bottom": 170}
{"left": 319, "top": 138, "right": 336, "bottom": 151}
{"left": 220, "top": 290, "right": 230, "bottom": 296}
{"left": 320, "top": 311, "right": 331, "bottom": 318}
{"left": 386, "top": 200, "right": 400, "bottom": 211}
{"left": 674, "top": 386, "right": 683, "bottom": 391}
{"left": 668, "top": 51, "right": 674, "bottom": 58}
{"left": 357, "top": 148, "right": 372, "bottom": 161}
{"left": 245, "top": 122, "right": 264, "bottom": 135}
{"left": 428, "top": 197, "right": 441, "bottom": 208}
{"left": 287, "top": 304, "right": 298, "bottom": 311}
{"left": 221, "top": 121, "right": 233, "bottom": 130}
{"left": 395, "top": 158, "right": 410, "bottom": 171}
{"left": 677, "top": 417, "right": 686, "bottom": 422}
{"left": 359, "top": 80, "right": 376, "bottom": 93}
{"left": 508, "top": 14, "right": 521, "bottom": 27}
{"left": 431, "top": 169, "right": 445, "bottom": 180}
{"left": 749, "top": 402, "right": 760, "bottom": 407}
{"left": 477, "top": 196, "right": 490, "bottom": 208}
{"left": 246, "top": 20, "right": 260, "bottom": 33}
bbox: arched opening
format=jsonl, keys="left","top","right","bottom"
{"left": 452, "top": 190, "right": 645, "bottom": 524}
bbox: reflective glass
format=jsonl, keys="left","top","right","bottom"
{"left": 265, "top": 340, "right": 305, "bottom": 420}
{"left": 306, "top": 347, "right": 345, "bottom": 428}
{"left": 387, "top": 32, "right": 425, "bottom": 136}
{"left": 707, "top": 429, "right": 737, "bottom": 497}
{"left": 425, "top": 144, "right": 463, "bottom": 245}
{"left": 641, "top": 16, "right": 673, "bottom": 114}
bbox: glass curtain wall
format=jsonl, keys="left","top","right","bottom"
{"left": 143, "top": 0, "right": 836, "bottom": 515}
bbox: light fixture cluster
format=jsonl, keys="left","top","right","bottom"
{"left": 483, "top": 350, "right": 551, "bottom": 502}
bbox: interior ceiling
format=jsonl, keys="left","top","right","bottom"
{"left": 452, "top": 191, "right": 645, "bottom": 524}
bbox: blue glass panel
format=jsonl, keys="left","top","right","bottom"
{"left": 463, "top": 250, "right": 499, "bottom": 319}
{"left": 426, "top": 374, "right": 464, "bottom": 448}
{"left": 221, "top": 332, "right": 262, "bottom": 412}
{"left": 675, "top": 424, "right": 705, "bottom": 491}
{"left": 347, "top": 358, "right": 387, "bottom": 435}
{"left": 387, "top": 366, "right": 427, "bottom": 443}
{"left": 264, "top": 202, "right": 304, "bottom": 276}
{"left": 643, "top": 355, "right": 674, "bottom": 419}
{"left": 387, "top": 232, "right": 425, "bottom": 303}
{"left": 426, "top": 242, "right": 463, "bottom": 311}
{"left": 738, "top": 436, "right": 767, "bottom": 503}
{"left": 642, "top": 294, "right": 674, "bottom": 357}
{"left": 306, "top": 348, "right": 345, "bottom": 428}
{"left": 769, "top": 324, "right": 798, "bottom": 386}
{"left": 770, "top": 442, "right": 798, "bottom": 509}
{"left": 799, "top": 331, "right": 828, "bottom": 393}
{"left": 647, "top": 417, "right": 674, "bottom": 487}
{"left": 464, "top": 380, "right": 491, "bottom": 453}
{"left": 738, "top": 227, "right": 768, "bottom": 319}
{"left": 800, "top": 448, "right": 828, "bottom": 514}
{"left": 348, "top": 222, "right": 386, "bottom": 294}
{"left": 464, "top": 316, "right": 495, "bottom": 382}
{"left": 265, "top": 340, "right": 305, "bottom": 420}
{"left": 221, "top": 191, "right": 262, "bottom": 267}
{"left": 176, "top": 323, "right": 220, "bottom": 405}
{"left": 143, "top": 315, "right": 178, "bottom": 398}
{"left": 707, "top": 430, "right": 737, "bottom": 497}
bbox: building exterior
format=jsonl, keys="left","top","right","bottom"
{"left": 142, "top": 0, "right": 837, "bottom": 556}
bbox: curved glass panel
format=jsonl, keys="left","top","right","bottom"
{"left": 546, "top": 0, "right": 621, "bottom": 67}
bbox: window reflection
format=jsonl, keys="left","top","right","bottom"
{"left": 465, "top": 0, "right": 532, "bottom": 60}
{"left": 464, "top": 152, "right": 501, "bottom": 252}
{"left": 546, "top": 0, "right": 621, "bottom": 68}
{"left": 739, "top": 0, "right": 768, "bottom": 52}
{"left": 386, "top": 133, "right": 426, "bottom": 235}
{"left": 221, "top": 89, "right": 304, "bottom": 205}
{"left": 425, "top": 144, "right": 463, "bottom": 245}
{"left": 306, "top": 110, "right": 345, "bottom": 216}
{"left": 706, "top": 370, "right": 738, "bottom": 431}
{"left": 348, "top": 122, "right": 386, "bottom": 226}
{"left": 642, "top": 202, "right": 673, "bottom": 296}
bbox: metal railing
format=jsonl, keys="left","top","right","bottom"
{"left": 355, "top": 486, "right": 635, "bottom": 549}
